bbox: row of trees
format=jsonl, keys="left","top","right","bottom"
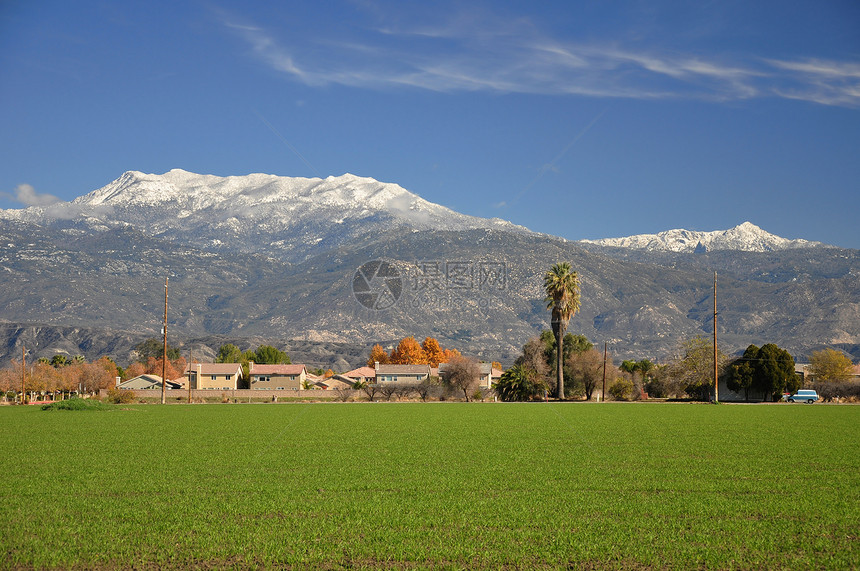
{"left": 366, "top": 336, "right": 464, "bottom": 368}
{"left": 495, "top": 330, "right": 608, "bottom": 401}
{"left": 0, "top": 357, "right": 119, "bottom": 395}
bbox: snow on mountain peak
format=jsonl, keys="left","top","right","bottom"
{"left": 580, "top": 222, "right": 824, "bottom": 252}
{"left": 0, "top": 169, "right": 534, "bottom": 260}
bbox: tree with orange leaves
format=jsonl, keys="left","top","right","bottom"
{"left": 441, "top": 348, "right": 461, "bottom": 363}
{"left": 143, "top": 356, "right": 187, "bottom": 382}
{"left": 421, "top": 337, "right": 446, "bottom": 367}
{"left": 390, "top": 336, "right": 428, "bottom": 365}
{"left": 366, "top": 344, "right": 390, "bottom": 367}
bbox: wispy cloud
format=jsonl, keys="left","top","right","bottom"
{"left": 219, "top": 9, "right": 859, "bottom": 108}
{"left": 1, "top": 184, "right": 62, "bottom": 207}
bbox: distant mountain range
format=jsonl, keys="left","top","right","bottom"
{"left": 0, "top": 170, "right": 857, "bottom": 368}
{"left": 580, "top": 221, "right": 825, "bottom": 252}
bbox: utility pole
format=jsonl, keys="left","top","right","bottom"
{"left": 601, "top": 341, "right": 607, "bottom": 402}
{"left": 21, "top": 345, "right": 26, "bottom": 405}
{"left": 162, "top": 277, "right": 168, "bottom": 405}
{"left": 714, "top": 271, "right": 719, "bottom": 403}
{"left": 188, "top": 349, "right": 192, "bottom": 404}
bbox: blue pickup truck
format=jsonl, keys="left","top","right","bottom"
{"left": 785, "top": 389, "right": 820, "bottom": 403}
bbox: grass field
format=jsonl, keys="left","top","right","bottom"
{"left": 1, "top": 402, "right": 858, "bottom": 569}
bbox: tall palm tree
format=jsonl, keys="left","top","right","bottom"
{"left": 544, "top": 262, "right": 581, "bottom": 399}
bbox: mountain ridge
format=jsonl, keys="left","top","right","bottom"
{"left": 0, "top": 170, "right": 856, "bottom": 368}
{"left": 579, "top": 221, "right": 825, "bottom": 252}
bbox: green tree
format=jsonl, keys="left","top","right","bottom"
{"left": 50, "top": 354, "right": 68, "bottom": 368}
{"left": 134, "top": 338, "right": 180, "bottom": 362}
{"left": 216, "top": 343, "right": 242, "bottom": 363}
{"left": 808, "top": 348, "right": 854, "bottom": 383}
{"left": 608, "top": 376, "right": 634, "bottom": 401}
{"left": 756, "top": 343, "right": 798, "bottom": 400}
{"left": 727, "top": 345, "right": 759, "bottom": 401}
{"left": 253, "top": 345, "right": 291, "bottom": 365}
{"left": 543, "top": 262, "right": 581, "bottom": 400}
{"left": 493, "top": 364, "right": 547, "bottom": 402}
{"left": 728, "top": 344, "right": 799, "bottom": 401}
{"left": 539, "top": 330, "right": 592, "bottom": 384}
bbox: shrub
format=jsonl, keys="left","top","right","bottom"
{"left": 645, "top": 378, "right": 668, "bottom": 399}
{"left": 107, "top": 388, "right": 136, "bottom": 404}
{"left": 608, "top": 377, "right": 634, "bottom": 401}
{"left": 41, "top": 399, "right": 113, "bottom": 411}
{"left": 813, "top": 381, "right": 860, "bottom": 402}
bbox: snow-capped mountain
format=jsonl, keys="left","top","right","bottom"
{"left": 579, "top": 222, "right": 825, "bottom": 253}
{"left": 1, "top": 169, "right": 532, "bottom": 261}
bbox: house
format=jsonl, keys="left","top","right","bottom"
{"left": 248, "top": 362, "right": 308, "bottom": 390}
{"left": 374, "top": 363, "right": 431, "bottom": 383}
{"left": 186, "top": 363, "right": 243, "bottom": 390}
{"left": 315, "top": 375, "right": 355, "bottom": 390}
{"left": 118, "top": 374, "right": 182, "bottom": 390}
{"left": 343, "top": 366, "right": 376, "bottom": 384}
{"left": 437, "top": 362, "right": 500, "bottom": 389}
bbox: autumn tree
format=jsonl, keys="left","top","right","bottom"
{"left": 565, "top": 348, "right": 605, "bottom": 400}
{"left": 665, "top": 336, "right": 728, "bottom": 401}
{"left": 124, "top": 361, "right": 146, "bottom": 380}
{"left": 421, "top": 337, "right": 446, "bottom": 367}
{"left": 441, "top": 354, "right": 481, "bottom": 401}
{"left": 366, "top": 344, "right": 390, "bottom": 367}
{"left": 440, "top": 348, "right": 461, "bottom": 363}
{"left": 808, "top": 348, "right": 854, "bottom": 383}
{"left": 389, "top": 336, "right": 428, "bottom": 365}
{"left": 144, "top": 356, "right": 187, "bottom": 382}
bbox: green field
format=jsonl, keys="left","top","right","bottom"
{"left": 1, "top": 402, "right": 858, "bottom": 570}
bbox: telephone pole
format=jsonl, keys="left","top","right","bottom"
{"left": 162, "top": 277, "right": 168, "bottom": 405}
{"left": 601, "top": 341, "right": 607, "bottom": 402}
{"left": 21, "top": 345, "right": 26, "bottom": 405}
{"left": 713, "top": 271, "right": 719, "bottom": 403}
{"left": 188, "top": 349, "right": 193, "bottom": 404}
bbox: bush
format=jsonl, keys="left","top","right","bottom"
{"left": 41, "top": 398, "right": 113, "bottom": 411}
{"left": 645, "top": 378, "right": 668, "bottom": 399}
{"left": 608, "top": 378, "right": 634, "bottom": 401}
{"left": 107, "top": 388, "right": 136, "bottom": 404}
{"left": 813, "top": 381, "right": 860, "bottom": 402}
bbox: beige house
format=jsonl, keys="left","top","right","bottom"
{"left": 249, "top": 363, "right": 308, "bottom": 390}
{"left": 374, "top": 363, "right": 431, "bottom": 384}
{"left": 118, "top": 374, "right": 181, "bottom": 390}
{"left": 186, "top": 363, "right": 243, "bottom": 390}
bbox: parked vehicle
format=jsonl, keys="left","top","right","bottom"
{"left": 787, "top": 389, "right": 819, "bottom": 403}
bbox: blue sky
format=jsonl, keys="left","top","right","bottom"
{"left": 1, "top": 1, "right": 859, "bottom": 248}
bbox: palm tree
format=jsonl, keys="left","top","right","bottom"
{"left": 544, "top": 262, "right": 581, "bottom": 399}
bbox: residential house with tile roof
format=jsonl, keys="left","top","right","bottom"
{"left": 374, "top": 363, "right": 432, "bottom": 384}
{"left": 186, "top": 363, "right": 244, "bottom": 391}
{"left": 248, "top": 363, "right": 308, "bottom": 390}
